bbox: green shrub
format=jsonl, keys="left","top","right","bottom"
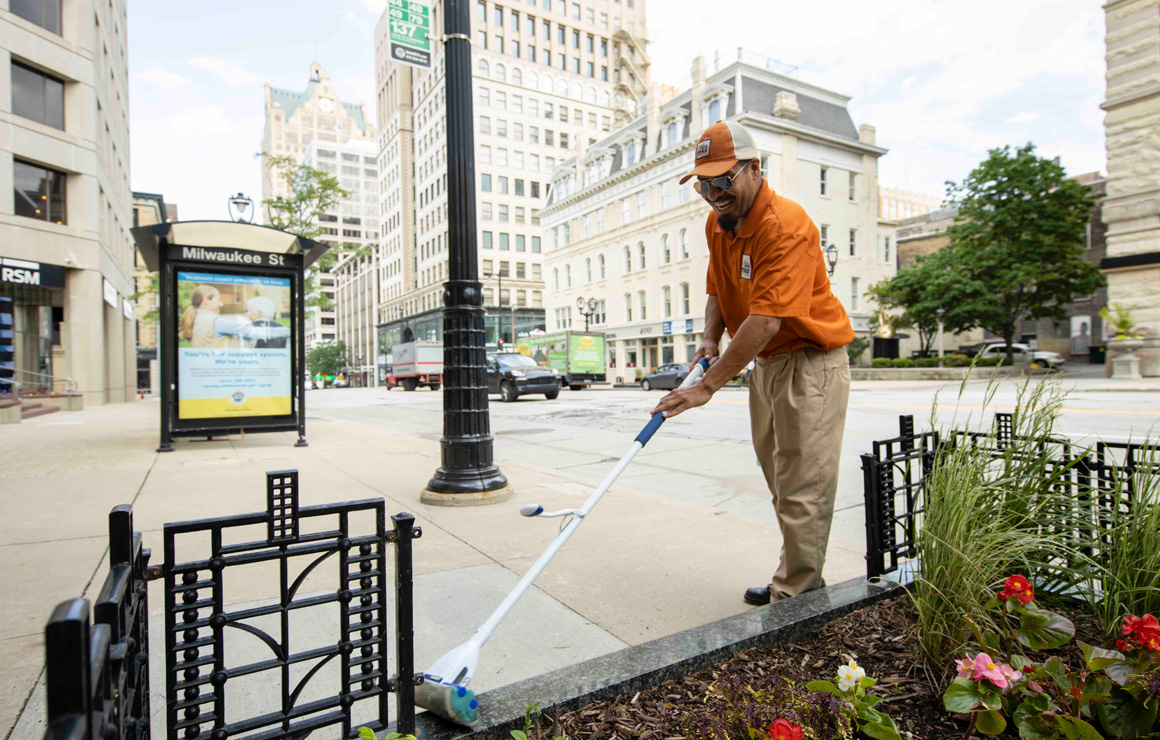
{"left": 680, "top": 675, "right": 852, "bottom": 740}
{"left": 846, "top": 335, "right": 870, "bottom": 366}
{"left": 945, "top": 354, "right": 970, "bottom": 367}
{"left": 890, "top": 357, "right": 914, "bottom": 368}
{"left": 872, "top": 357, "right": 891, "bottom": 368}
{"left": 913, "top": 357, "right": 939, "bottom": 368}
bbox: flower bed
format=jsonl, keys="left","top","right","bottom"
{"left": 501, "top": 593, "right": 1155, "bottom": 740}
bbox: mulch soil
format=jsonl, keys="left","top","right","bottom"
{"left": 520, "top": 596, "right": 1103, "bottom": 740}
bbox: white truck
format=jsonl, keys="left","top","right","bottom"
{"left": 386, "top": 341, "right": 444, "bottom": 391}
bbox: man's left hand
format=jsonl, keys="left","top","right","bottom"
{"left": 650, "top": 384, "right": 713, "bottom": 418}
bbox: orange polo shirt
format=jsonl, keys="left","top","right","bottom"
{"left": 705, "top": 179, "right": 854, "bottom": 358}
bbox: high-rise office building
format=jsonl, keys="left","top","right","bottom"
{"left": 262, "top": 62, "right": 377, "bottom": 353}
{"left": 1, "top": 0, "right": 137, "bottom": 405}
{"left": 373, "top": 0, "right": 650, "bottom": 368}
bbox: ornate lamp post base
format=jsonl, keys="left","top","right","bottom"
{"left": 421, "top": 481, "right": 513, "bottom": 507}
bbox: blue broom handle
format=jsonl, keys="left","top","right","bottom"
{"left": 634, "top": 357, "right": 711, "bottom": 447}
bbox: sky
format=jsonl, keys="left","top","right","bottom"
{"left": 128, "top": 0, "right": 1107, "bottom": 221}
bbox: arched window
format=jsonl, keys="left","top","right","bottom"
{"left": 477, "top": 59, "right": 490, "bottom": 77}
{"left": 565, "top": 264, "right": 571, "bottom": 287}
{"left": 662, "top": 234, "right": 671, "bottom": 263}
{"left": 554, "top": 267, "right": 559, "bottom": 290}
{"left": 663, "top": 285, "right": 672, "bottom": 318}
{"left": 638, "top": 241, "right": 646, "bottom": 270}
{"left": 541, "top": 74, "right": 553, "bottom": 92}
{"left": 614, "top": 93, "right": 624, "bottom": 108}
{"left": 511, "top": 67, "right": 522, "bottom": 86}
{"left": 555, "top": 78, "right": 568, "bottom": 96}
{"left": 638, "top": 290, "right": 647, "bottom": 321}
{"left": 601, "top": 91, "right": 611, "bottom": 107}
{"left": 585, "top": 86, "right": 597, "bottom": 103}
{"left": 624, "top": 293, "right": 633, "bottom": 322}
{"left": 495, "top": 63, "right": 507, "bottom": 82}
{"left": 598, "top": 253, "right": 606, "bottom": 279}
{"left": 527, "top": 70, "right": 538, "bottom": 89}
{"left": 680, "top": 283, "right": 690, "bottom": 315}
{"left": 709, "top": 99, "right": 721, "bottom": 123}
{"left": 680, "top": 228, "right": 689, "bottom": 259}
{"left": 624, "top": 245, "right": 632, "bottom": 273}
{"left": 569, "top": 81, "right": 582, "bottom": 99}
{"left": 586, "top": 257, "right": 592, "bottom": 282}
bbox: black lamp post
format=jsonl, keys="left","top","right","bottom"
{"left": 228, "top": 192, "right": 255, "bottom": 223}
{"left": 824, "top": 244, "right": 839, "bottom": 276}
{"left": 423, "top": 0, "right": 510, "bottom": 503}
{"left": 576, "top": 296, "right": 597, "bottom": 331}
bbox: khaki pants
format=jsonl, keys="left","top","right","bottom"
{"left": 748, "top": 346, "right": 851, "bottom": 600}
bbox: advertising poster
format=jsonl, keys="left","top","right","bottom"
{"left": 176, "top": 271, "right": 292, "bottom": 419}
{"left": 522, "top": 332, "right": 605, "bottom": 374}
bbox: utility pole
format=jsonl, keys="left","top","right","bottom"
{"left": 422, "top": 0, "right": 511, "bottom": 505}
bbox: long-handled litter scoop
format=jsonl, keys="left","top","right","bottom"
{"left": 415, "top": 358, "right": 712, "bottom": 726}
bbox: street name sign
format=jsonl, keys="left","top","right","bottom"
{"left": 388, "top": 0, "right": 432, "bottom": 69}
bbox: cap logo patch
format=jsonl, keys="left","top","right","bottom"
{"left": 696, "top": 140, "right": 711, "bottom": 159}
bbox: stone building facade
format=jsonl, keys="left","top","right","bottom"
{"left": 1102, "top": 0, "right": 1160, "bottom": 375}
{"left": 1, "top": 0, "right": 137, "bottom": 404}
{"left": 539, "top": 53, "right": 893, "bottom": 381}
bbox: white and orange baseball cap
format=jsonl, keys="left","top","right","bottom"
{"left": 679, "top": 121, "right": 760, "bottom": 184}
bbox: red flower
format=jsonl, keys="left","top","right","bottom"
{"left": 1121, "top": 614, "right": 1160, "bottom": 652}
{"left": 768, "top": 718, "right": 804, "bottom": 740}
{"left": 997, "top": 574, "right": 1035, "bottom": 605}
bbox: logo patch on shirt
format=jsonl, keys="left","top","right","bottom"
{"left": 696, "top": 140, "right": 711, "bottom": 159}
{"left": 741, "top": 254, "right": 752, "bottom": 280}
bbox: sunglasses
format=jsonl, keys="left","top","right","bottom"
{"left": 693, "top": 162, "right": 748, "bottom": 195}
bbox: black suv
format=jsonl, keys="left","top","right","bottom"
{"left": 486, "top": 352, "right": 560, "bottom": 402}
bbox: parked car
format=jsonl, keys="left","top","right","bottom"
{"left": 332, "top": 378, "right": 349, "bottom": 388}
{"left": 486, "top": 352, "right": 560, "bottom": 402}
{"left": 972, "top": 342, "right": 1065, "bottom": 369}
{"left": 639, "top": 363, "right": 693, "bottom": 391}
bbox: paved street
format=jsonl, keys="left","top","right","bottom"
{"left": 3, "top": 369, "right": 1158, "bottom": 738}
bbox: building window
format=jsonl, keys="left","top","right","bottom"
{"left": 12, "top": 61, "right": 65, "bottom": 130}
{"left": 663, "top": 285, "right": 672, "bottom": 318}
{"left": 882, "top": 236, "right": 891, "bottom": 264}
{"left": 554, "top": 268, "right": 559, "bottom": 289}
{"left": 11, "top": 0, "right": 61, "bottom": 34}
{"left": 679, "top": 229, "right": 689, "bottom": 259}
{"left": 481, "top": 231, "right": 493, "bottom": 249}
{"left": 820, "top": 224, "right": 829, "bottom": 247}
{"left": 565, "top": 264, "right": 572, "bottom": 287}
{"left": 636, "top": 191, "right": 647, "bottom": 219}
{"left": 848, "top": 228, "right": 858, "bottom": 257}
{"left": 623, "top": 245, "right": 632, "bottom": 273}
{"left": 585, "top": 257, "right": 592, "bottom": 282}
{"left": 848, "top": 172, "right": 857, "bottom": 202}
{"left": 516, "top": 234, "right": 526, "bottom": 251}
{"left": 624, "top": 293, "right": 632, "bottom": 322}
{"left": 598, "top": 253, "right": 605, "bottom": 278}
{"left": 851, "top": 277, "right": 861, "bottom": 312}
{"left": 517, "top": 262, "right": 527, "bottom": 279}
{"left": 820, "top": 167, "right": 829, "bottom": 196}
{"left": 500, "top": 232, "right": 511, "bottom": 249}
{"left": 680, "top": 283, "right": 690, "bottom": 315}
{"left": 481, "top": 173, "right": 492, "bottom": 191}
{"left": 638, "top": 291, "right": 647, "bottom": 321}
{"left": 14, "top": 159, "right": 66, "bottom": 224}
{"left": 662, "top": 234, "right": 671, "bottom": 263}
{"left": 709, "top": 99, "right": 721, "bottom": 123}
{"left": 532, "top": 236, "right": 542, "bottom": 252}
{"left": 637, "top": 241, "right": 646, "bottom": 270}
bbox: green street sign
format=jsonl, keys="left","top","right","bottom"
{"left": 388, "top": 0, "right": 432, "bottom": 69}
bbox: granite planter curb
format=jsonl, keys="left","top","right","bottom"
{"left": 409, "top": 576, "right": 900, "bottom": 740}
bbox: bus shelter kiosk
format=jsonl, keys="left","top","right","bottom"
{"left": 132, "top": 221, "right": 328, "bottom": 451}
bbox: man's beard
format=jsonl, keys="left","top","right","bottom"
{"left": 717, "top": 213, "right": 739, "bottom": 231}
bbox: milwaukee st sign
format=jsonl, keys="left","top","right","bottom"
{"left": 166, "top": 244, "right": 303, "bottom": 269}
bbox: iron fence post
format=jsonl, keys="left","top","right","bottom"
{"left": 391, "top": 513, "right": 420, "bottom": 735}
{"left": 861, "top": 453, "right": 884, "bottom": 579}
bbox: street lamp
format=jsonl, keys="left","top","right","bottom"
{"left": 824, "top": 244, "right": 839, "bottom": 276}
{"left": 576, "top": 296, "right": 597, "bottom": 331}
{"left": 424, "top": 0, "right": 510, "bottom": 505}
{"left": 936, "top": 307, "right": 947, "bottom": 368}
{"left": 228, "top": 192, "right": 255, "bottom": 223}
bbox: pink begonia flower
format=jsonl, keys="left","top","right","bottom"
{"left": 971, "top": 653, "right": 1009, "bottom": 689}
{"left": 955, "top": 657, "right": 975, "bottom": 679}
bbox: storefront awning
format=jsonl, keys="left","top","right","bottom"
{"left": 132, "top": 221, "right": 329, "bottom": 272}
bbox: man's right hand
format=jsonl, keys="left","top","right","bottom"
{"left": 691, "top": 339, "right": 720, "bottom": 371}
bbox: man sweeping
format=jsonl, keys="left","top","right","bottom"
{"left": 651, "top": 121, "right": 853, "bottom": 605}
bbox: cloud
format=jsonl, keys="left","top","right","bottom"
{"left": 134, "top": 66, "right": 192, "bottom": 90}
{"left": 169, "top": 106, "right": 233, "bottom": 136}
{"left": 188, "top": 57, "right": 265, "bottom": 87}
{"left": 350, "top": 0, "right": 384, "bottom": 12}
{"left": 1005, "top": 111, "right": 1041, "bottom": 125}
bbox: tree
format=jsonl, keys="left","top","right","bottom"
{"left": 941, "top": 143, "right": 1105, "bottom": 362}
{"left": 867, "top": 248, "right": 987, "bottom": 355}
{"left": 261, "top": 153, "right": 357, "bottom": 312}
{"left": 306, "top": 340, "right": 349, "bottom": 382}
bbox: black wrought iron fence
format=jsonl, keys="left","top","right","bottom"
{"left": 862, "top": 413, "right": 1160, "bottom": 580}
{"left": 41, "top": 471, "right": 422, "bottom": 740}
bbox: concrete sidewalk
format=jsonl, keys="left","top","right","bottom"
{"left": 1, "top": 398, "right": 870, "bottom": 740}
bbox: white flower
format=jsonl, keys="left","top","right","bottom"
{"left": 836, "top": 660, "right": 866, "bottom": 692}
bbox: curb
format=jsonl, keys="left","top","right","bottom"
{"left": 409, "top": 576, "right": 900, "bottom": 739}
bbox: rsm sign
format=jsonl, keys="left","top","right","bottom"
{"left": 168, "top": 245, "right": 299, "bottom": 268}
{"left": 0, "top": 258, "right": 66, "bottom": 289}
